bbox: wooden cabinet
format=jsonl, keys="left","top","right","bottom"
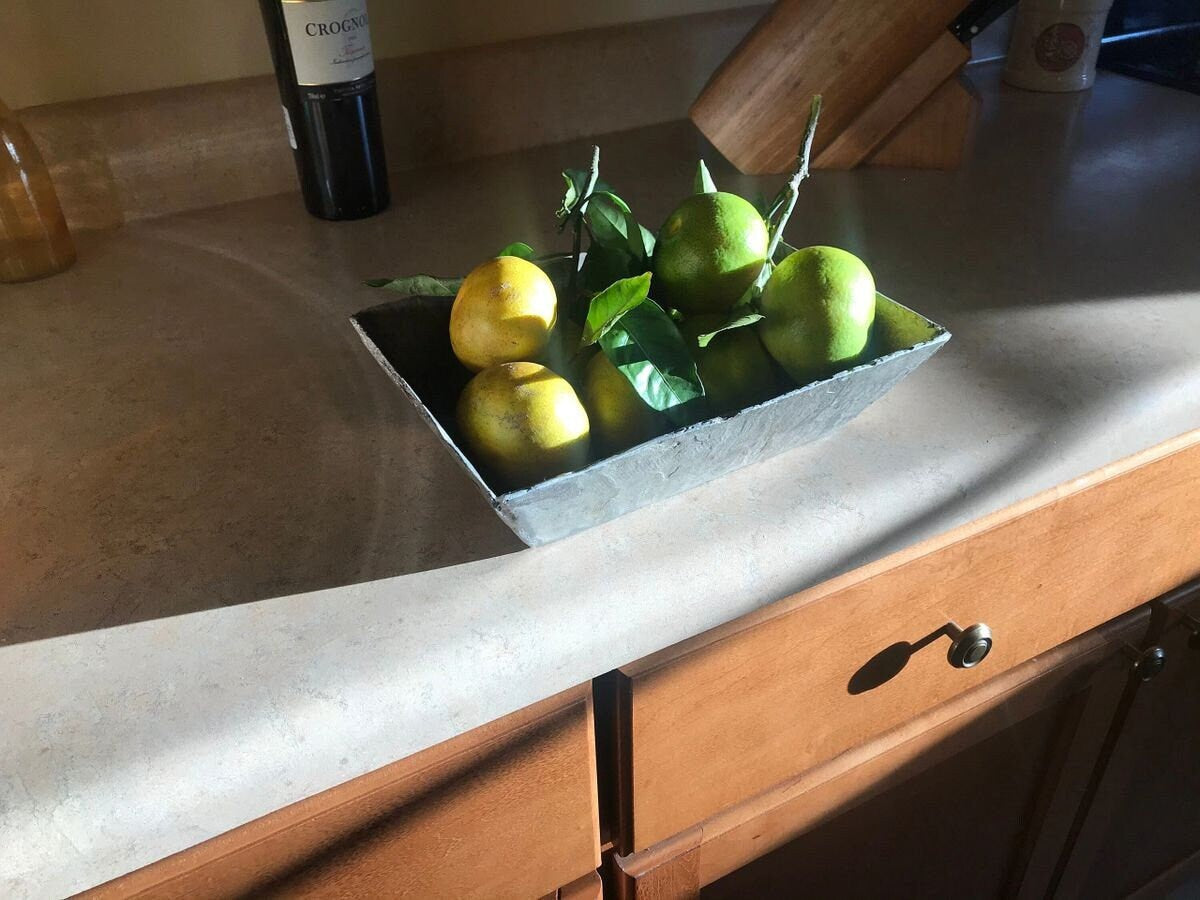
{"left": 609, "top": 582, "right": 1200, "bottom": 900}
{"left": 610, "top": 609, "right": 1147, "bottom": 898}
{"left": 608, "top": 436, "right": 1200, "bottom": 899}
{"left": 85, "top": 684, "right": 601, "bottom": 900}
{"left": 78, "top": 438, "right": 1200, "bottom": 900}
{"left": 704, "top": 701, "right": 1074, "bottom": 898}
{"left": 1051, "top": 587, "right": 1200, "bottom": 898}
{"left": 610, "top": 437, "right": 1200, "bottom": 855}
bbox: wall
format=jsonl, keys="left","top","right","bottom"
{"left": 2, "top": 0, "right": 762, "bottom": 110}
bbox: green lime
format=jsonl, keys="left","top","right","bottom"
{"left": 759, "top": 246, "right": 876, "bottom": 384}
{"left": 583, "top": 352, "right": 664, "bottom": 455}
{"left": 653, "top": 192, "right": 769, "bottom": 314}
{"left": 682, "top": 315, "right": 777, "bottom": 417}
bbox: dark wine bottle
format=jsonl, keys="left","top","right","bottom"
{"left": 259, "top": 0, "right": 389, "bottom": 220}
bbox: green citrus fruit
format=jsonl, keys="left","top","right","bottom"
{"left": 456, "top": 361, "right": 589, "bottom": 488}
{"left": 583, "top": 353, "right": 664, "bottom": 455}
{"left": 450, "top": 256, "right": 557, "bottom": 372}
{"left": 759, "top": 246, "right": 876, "bottom": 384}
{"left": 653, "top": 192, "right": 769, "bottom": 314}
{"left": 682, "top": 315, "right": 777, "bottom": 417}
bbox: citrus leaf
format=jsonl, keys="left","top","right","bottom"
{"left": 556, "top": 169, "right": 587, "bottom": 221}
{"left": 581, "top": 272, "right": 652, "bottom": 346}
{"left": 589, "top": 190, "right": 631, "bottom": 214}
{"left": 694, "top": 159, "right": 717, "bottom": 194}
{"left": 497, "top": 242, "right": 536, "bottom": 260}
{"left": 580, "top": 242, "right": 639, "bottom": 293}
{"left": 586, "top": 191, "right": 654, "bottom": 266}
{"left": 599, "top": 301, "right": 705, "bottom": 425}
{"left": 696, "top": 309, "right": 765, "bottom": 348}
{"left": 364, "top": 274, "right": 462, "bottom": 296}
{"left": 586, "top": 193, "right": 633, "bottom": 247}
{"left": 558, "top": 170, "right": 615, "bottom": 223}
{"left": 638, "top": 224, "right": 657, "bottom": 258}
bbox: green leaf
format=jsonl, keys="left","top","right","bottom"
{"left": 589, "top": 190, "right": 631, "bottom": 214}
{"left": 599, "top": 301, "right": 705, "bottom": 425}
{"left": 696, "top": 309, "right": 765, "bottom": 348}
{"left": 556, "top": 169, "right": 588, "bottom": 220}
{"left": 694, "top": 159, "right": 717, "bottom": 194}
{"left": 557, "top": 170, "right": 616, "bottom": 223}
{"left": 638, "top": 225, "right": 657, "bottom": 258}
{"left": 586, "top": 193, "right": 633, "bottom": 248}
{"left": 581, "top": 272, "right": 652, "bottom": 346}
{"left": 497, "top": 242, "right": 536, "bottom": 260}
{"left": 580, "top": 243, "right": 639, "bottom": 293}
{"left": 586, "top": 190, "right": 655, "bottom": 266}
{"left": 364, "top": 274, "right": 462, "bottom": 296}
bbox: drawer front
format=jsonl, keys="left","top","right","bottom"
{"left": 619, "top": 434, "right": 1200, "bottom": 851}
{"left": 87, "top": 685, "right": 600, "bottom": 899}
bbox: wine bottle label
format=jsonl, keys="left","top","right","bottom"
{"left": 281, "top": 0, "right": 375, "bottom": 87}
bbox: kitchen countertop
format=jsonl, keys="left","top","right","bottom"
{"left": 3, "top": 65, "right": 1199, "bottom": 896}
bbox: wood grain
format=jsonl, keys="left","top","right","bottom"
{"left": 559, "top": 869, "right": 604, "bottom": 900}
{"left": 620, "top": 431, "right": 1200, "bottom": 851}
{"left": 84, "top": 684, "right": 600, "bottom": 899}
{"left": 868, "top": 70, "right": 981, "bottom": 170}
{"left": 1055, "top": 586, "right": 1200, "bottom": 897}
{"left": 814, "top": 32, "right": 969, "bottom": 170}
{"left": 690, "top": 0, "right": 968, "bottom": 173}
{"left": 613, "top": 607, "right": 1148, "bottom": 895}
{"left": 616, "top": 828, "right": 702, "bottom": 900}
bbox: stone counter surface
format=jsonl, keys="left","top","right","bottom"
{"left": 3, "top": 66, "right": 1199, "bottom": 896}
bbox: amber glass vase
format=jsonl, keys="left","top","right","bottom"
{"left": 1, "top": 98, "right": 75, "bottom": 283}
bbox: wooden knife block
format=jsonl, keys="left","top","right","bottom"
{"left": 691, "top": 0, "right": 980, "bottom": 173}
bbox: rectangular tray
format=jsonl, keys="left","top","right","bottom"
{"left": 352, "top": 286, "right": 948, "bottom": 546}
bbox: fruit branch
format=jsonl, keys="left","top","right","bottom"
{"left": 569, "top": 145, "right": 602, "bottom": 295}
{"left": 765, "top": 94, "right": 822, "bottom": 263}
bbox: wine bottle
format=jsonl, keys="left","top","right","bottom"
{"left": 259, "top": 0, "right": 389, "bottom": 220}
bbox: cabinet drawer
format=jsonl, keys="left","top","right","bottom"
{"left": 615, "top": 434, "right": 1200, "bottom": 851}
{"left": 86, "top": 684, "right": 600, "bottom": 899}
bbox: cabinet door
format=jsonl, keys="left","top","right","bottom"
{"left": 613, "top": 610, "right": 1147, "bottom": 900}
{"left": 702, "top": 691, "right": 1083, "bottom": 899}
{"left": 1053, "top": 587, "right": 1200, "bottom": 899}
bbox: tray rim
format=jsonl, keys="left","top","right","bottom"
{"left": 349, "top": 290, "right": 950, "bottom": 518}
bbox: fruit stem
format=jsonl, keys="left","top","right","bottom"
{"left": 764, "top": 94, "right": 822, "bottom": 264}
{"left": 569, "top": 145, "right": 602, "bottom": 300}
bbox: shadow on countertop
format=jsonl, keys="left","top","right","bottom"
{"left": 4, "top": 64, "right": 1198, "bottom": 645}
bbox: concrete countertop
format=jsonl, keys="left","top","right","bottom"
{"left": 3, "top": 65, "right": 1199, "bottom": 897}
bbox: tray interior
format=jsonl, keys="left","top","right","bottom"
{"left": 353, "top": 291, "right": 946, "bottom": 499}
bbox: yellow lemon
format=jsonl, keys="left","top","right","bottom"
{"left": 583, "top": 352, "right": 664, "bottom": 455}
{"left": 456, "top": 361, "right": 590, "bottom": 489}
{"left": 450, "top": 256, "right": 557, "bottom": 372}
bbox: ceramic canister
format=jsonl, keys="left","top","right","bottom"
{"left": 1003, "top": 0, "right": 1116, "bottom": 91}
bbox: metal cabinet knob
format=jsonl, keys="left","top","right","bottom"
{"left": 946, "top": 622, "right": 993, "bottom": 669}
{"left": 1125, "top": 644, "right": 1167, "bottom": 681}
